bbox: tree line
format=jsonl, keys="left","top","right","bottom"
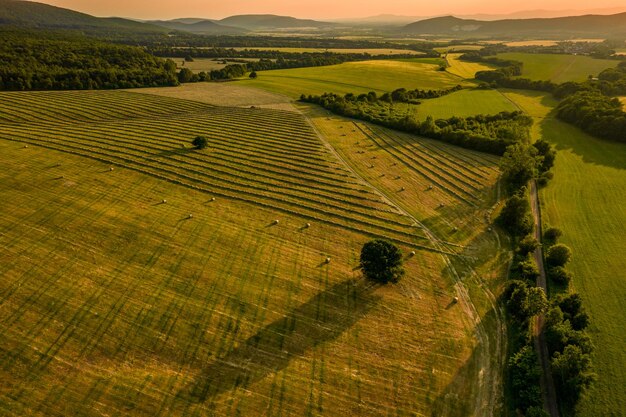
{"left": 496, "top": 142, "right": 594, "bottom": 415}
{"left": 0, "top": 29, "right": 178, "bottom": 91}
{"left": 300, "top": 90, "right": 532, "bottom": 155}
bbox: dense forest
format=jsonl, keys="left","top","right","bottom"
{"left": 0, "top": 30, "right": 178, "bottom": 90}
{"left": 556, "top": 92, "right": 626, "bottom": 143}
{"left": 301, "top": 91, "right": 532, "bottom": 155}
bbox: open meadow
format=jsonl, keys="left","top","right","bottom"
{"left": 239, "top": 60, "right": 469, "bottom": 97}
{"left": 494, "top": 53, "right": 618, "bottom": 83}
{"left": 502, "top": 90, "right": 626, "bottom": 417}
{"left": 0, "top": 88, "right": 508, "bottom": 417}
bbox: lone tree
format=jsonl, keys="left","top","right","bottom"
{"left": 249, "top": 71, "right": 258, "bottom": 79}
{"left": 359, "top": 239, "right": 404, "bottom": 284}
{"left": 192, "top": 136, "right": 208, "bottom": 150}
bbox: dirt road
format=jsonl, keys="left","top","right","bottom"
{"left": 529, "top": 180, "right": 560, "bottom": 417}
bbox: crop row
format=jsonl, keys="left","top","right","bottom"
{"left": 4, "top": 120, "right": 396, "bottom": 216}
{"left": 1, "top": 133, "right": 449, "bottom": 253}
{"left": 367, "top": 126, "right": 495, "bottom": 198}
{"left": 355, "top": 124, "right": 481, "bottom": 206}
{"left": 369, "top": 125, "right": 499, "bottom": 182}
{"left": 0, "top": 91, "right": 214, "bottom": 125}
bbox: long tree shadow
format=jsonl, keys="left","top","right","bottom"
{"left": 180, "top": 278, "right": 381, "bottom": 403}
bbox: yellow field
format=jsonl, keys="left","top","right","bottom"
{"left": 0, "top": 88, "right": 509, "bottom": 416}
{"left": 445, "top": 53, "right": 497, "bottom": 79}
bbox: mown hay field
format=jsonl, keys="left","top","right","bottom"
{"left": 444, "top": 53, "right": 496, "bottom": 79}
{"left": 503, "top": 90, "right": 626, "bottom": 417}
{"left": 0, "top": 89, "right": 504, "bottom": 416}
{"left": 494, "top": 53, "right": 618, "bottom": 83}
{"left": 240, "top": 60, "right": 469, "bottom": 98}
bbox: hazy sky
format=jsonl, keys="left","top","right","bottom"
{"left": 31, "top": 0, "right": 626, "bottom": 20}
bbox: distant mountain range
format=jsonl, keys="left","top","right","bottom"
{"left": 147, "top": 14, "right": 338, "bottom": 34}
{"left": 147, "top": 19, "right": 246, "bottom": 34}
{"left": 400, "top": 13, "right": 626, "bottom": 37}
{"left": 2, "top": 0, "right": 626, "bottom": 38}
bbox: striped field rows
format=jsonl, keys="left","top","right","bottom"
{"left": 0, "top": 91, "right": 441, "bottom": 251}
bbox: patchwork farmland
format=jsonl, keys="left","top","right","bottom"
{"left": 0, "top": 88, "right": 505, "bottom": 416}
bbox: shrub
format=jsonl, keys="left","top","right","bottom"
{"left": 548, "top": 266, "right": 572, "bottom": 285}
{"left": 249, "top": 71, "right": 258, "bottom": 79}
{"left": 546, "top": 244, "right": 572, "bottom": 268}
{"left": 192, "top": 136, "right": 208, "bottom": 150}
{"left": 517, "top": 235, "right": 539, "bottom": 256}
{"left": 359, "top": 239, "right": 404, "bottom": 284}
{"left": 544, "top": 227, "right": 562, "bottom": 243}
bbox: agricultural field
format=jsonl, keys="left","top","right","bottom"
{"left": 502, "top": 90, "right": 626, "bottom": 417}
{"left": 233, "top": 47, "right": 423, "bottom": 55}
{"left": 240, "top": 60, "right": 469, "bottom": 98}
{"left": 493, "top": 53, "right": 619, "bottom": 83}
{"left": 444, "top": 53, "right": 496, "bottom": 79}
{"left": 414, "top": 89, "right": 519, "bottom": 120}
{"left": 0, "top": 89, "right": 507, "bottom": 416}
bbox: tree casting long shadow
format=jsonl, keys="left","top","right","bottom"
{"left": 180, "top": 278, "right": 381, "bottom": 403}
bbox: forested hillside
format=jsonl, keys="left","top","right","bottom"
{"left": 0, "top": 30, "right": 178, "bottom": 90}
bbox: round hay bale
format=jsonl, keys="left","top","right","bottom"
{"left": 110, "top": 167, "right": 114, "bottom": 171}
{"left": 410, "top": 250, "right": 416, "bottom": 256}
{"left": 306, "top": 223, "right": 311, "bottom": 228}
{"left": 162, "top": 199, "right": 167, "bottom": 204}
{"left": 188, "top": 214, "right": 193, "bottom": 219}
{"left": 211, "top": 197, "right": 216, "bottom": 202}
{"left": 325, "top": 257, "right": 331, "bottom": 263}
{"left": 23, "top": 145, "right": 28, "bottom": 148}
{"left": 273, "top": 219, "right": 279, "bottom": 225}
{"left": 453, "top": 296, "right": 459, "bottom": 303}
{"left": 401, "top": 187, "right": 405, "bottom": 191}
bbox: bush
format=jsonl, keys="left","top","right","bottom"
{"left": 546, "top": 244, "right": 572, "bottom": 268}
{"left": 555, "top": 293, "right": 590, "bottom": 331}
{"left": 517, "top": 235, "right": 539, "bottom": 256}
{"left": 517, "top": 257, "right": 540, "bottom": 283}
{"left": 497, "top": 193, "right": 533, "bottom": 237}
{"left": 249, "top": 71, "right": 258, "bottom": 79}
{"left": 192, "top": 136, "right": 208, "bottom": 149}
{"left": 359, "top": 239, "right": 404, "bottom": 284}
{"left": 547, "top": 266, "right": 572, "bottom": 285}
{"left": 544, "top": 227, "right": 562, "bottom": 243}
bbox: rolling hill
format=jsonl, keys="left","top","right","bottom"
{"left": 148, "top": 19, "right": 247, "bottom": 34}
{"left": 219, "top": 14, "right": 337, "bottom": 30}
{"left": 0, "top": 0, "right": 165, "bottom": 34}
{"left": 401, "top": 12, "right": 626, "bottom": 37}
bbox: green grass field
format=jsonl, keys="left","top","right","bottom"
{"left": 503, "top": 90, "right": 626, "bottom": 417}
{"left": 494, "top": 53, "right": 618, "bottom": 83}
{"left": 412, "top": 89, "right": 519, "bottom": 120}
{"left": 240, "top": 60, "right": 469, "bottom": 98}
{"left": 0, "top": 89, "right": 506, "bottom": 416}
